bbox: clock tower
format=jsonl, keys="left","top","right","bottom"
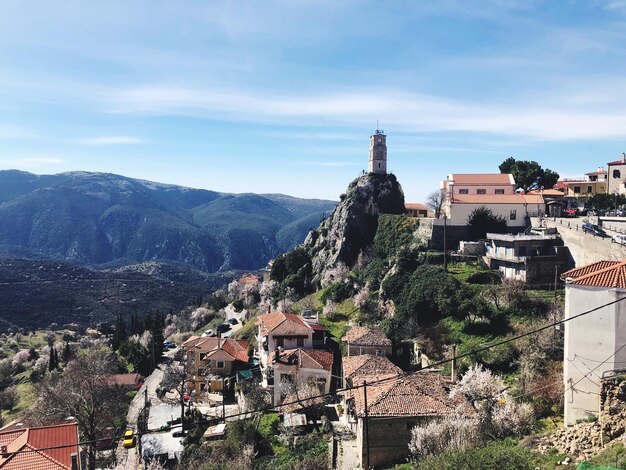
{"left": 368, "top": 129, "right": 387, "bottom": 174}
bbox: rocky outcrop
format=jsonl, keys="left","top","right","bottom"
{"left": 303, "top": 173, "right": 405, "bottom": 283}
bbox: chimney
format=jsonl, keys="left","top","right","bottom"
{"left": 622, "top": 152, "right": 625, "bottom": 163}
{"left": 0, "top": 445, "right": 7, "bottom": 457}
{"left": 217, "top": 330, "right": 222, "bottom": 350}
{"left": 71, "top": 453, "right": 79, "bottom": 470}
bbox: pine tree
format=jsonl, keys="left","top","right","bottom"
{"left": 62, "top": 342, "right": 71, "bottom": 363}
{"left": 111, "top": 314, "right": 127, "bottom": 351}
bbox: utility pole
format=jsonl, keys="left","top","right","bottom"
{"left": 222, "top": 377, "right": 226, "bottom": 424}
{"left": 554, "top": 265, "right": 559, "bottom": 300}
{"left": 363, "top": 380, "right": 370, "bottom": 470}
{"left": 451, "top": 344, "right": 458, "bottom": 383}
{"left": 443, "top": 215, "right": 448, "bottom": 271}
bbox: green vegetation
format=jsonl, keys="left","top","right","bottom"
{"left": 499, "top": 157, "right": 560, "bottom": 192}
{"left": 373, "top": 214, "right": 420, "bottom": 258}
{"left": 466, "top": 206, "right": 508, "bottom": 240}
{"left": 587, "top": 443, "right": 626, "bottom": 468}
{"left": 413, "top": 441, "right": 535, "bottom": 470}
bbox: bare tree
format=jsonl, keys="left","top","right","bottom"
{"left": 160, "top": 349, "right": 190, "bottom": 424}
{"left": 426, "top": 189, "right": 447, "bottom": 218}
{"left": 27, "top": 348, "right": 126, "bottom": 470}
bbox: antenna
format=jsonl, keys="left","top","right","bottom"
{"left": 376, "top": 120, "right": 379, "bottom": 132}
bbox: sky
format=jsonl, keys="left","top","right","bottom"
{"left": 2, "top": 1, "right": 626, "bottom": 202}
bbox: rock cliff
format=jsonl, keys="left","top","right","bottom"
{"left": 303, "top": 173, "right": 405, "bottom": 283}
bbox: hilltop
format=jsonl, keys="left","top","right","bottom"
{"left": 0, "top": 170, "right": 336, "bottom": 272}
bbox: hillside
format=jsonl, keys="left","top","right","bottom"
{"left": 0, "top": 257, "right": 233, "bottom": 330}
{"left": 0, "top": 170, "right": 336, "bottom": 272}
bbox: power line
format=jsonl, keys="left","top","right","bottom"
{"left": 6, "top": 293, "right": 626, "bottom": 456}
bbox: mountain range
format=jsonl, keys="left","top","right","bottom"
{"left": 0, "top": 170, "right": 336, "bottom": 272}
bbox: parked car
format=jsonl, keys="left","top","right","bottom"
{"left": 564, "top": 208, "right": 578, "bottom": 217}
{"left": 123, "top": 430, "right": 136, "bottom": 449}
{"left": 216, "top": 323, "right": 231, "bottom": 333}
{"left": 227, "top": 318, "right": 239, "bottom": 325}
{"left": 582, "top": 223, "right": 609, "bottom": 237}
{"left": 607, "top": 209, "right": 626, "bottom": 217}
{"left": 162, "top": 341, "right": 176, "bottom": 349}
{"left": 613, "top": 234, "right": 626, "bottom": 245}
{"left": 201, "top": 329, "right": 215, "bottom": 337}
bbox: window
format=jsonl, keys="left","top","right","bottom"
{"left": 510, "top": 209, "right": 517, "bottom": 220}
{"left": 297, "top": 337, "right": 304, "bottom": 347}
{"left": 587, "top": 186, "right": 593, "bottom": 194}
{"left": 459, "top": 189, "right": 469, "bottom": 194}
{"left": 573, "top": 186, "right": 580, "bottom": 194}
{"left": 276, "top": 338, "right": 284, "bottom": 348}
{"left": 216, "top": 361, "right": 225, "bottom": 369}
{"left": 495, "top": 189, "right": 505, "bottom": 194}
{"left": 614, "top": 169, "right": 621, "bottom": 179}
{"left": 477, "top": 189, "right": 486, "bottom": 194}
{"left": 199, "top": 352, "right": 207, "bottom": 361}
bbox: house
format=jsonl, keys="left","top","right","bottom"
{"left": 183, "top": 335, "right": 250, "bottom": 397}
{"left": 0, "top": 421, "right": 81, "bottom": 470}
{"left": 556, "top": 168, "right": 608, "bottom": 198}
{"left": 238, "top": 273, "right": 260, "bottom": 286}
{"left": 483, "top": 231, "right": 568, "bottom": 285}
{"left": 106, "top": 373, "right": 143, "bottom": 390}
{"left": 527, "top": 189, "right": 566, "bottom": 217}
{"left": 442, "top": 173, "right": 516, "bottom": 197}
{"left": 342, "top": 326, "right": 392, "bottom": 357}
{"left": 441, "top": 173, "right": 545, "bottom": 228}
{"left": 256, "top": 312, "right": 326, "bottom": 369}
{"left": 342, "top": 354, "right": 401, "bottom": 389}
{"left": 269, "top": 348, "right": 334, "bottom": 405}
{"left": 561, "top": 260, "right": 626, "bottom": 425}
{"left": 607, "top": 154, "right": 626, "bottom": 195}
{"left": 344, "top": 371, "right": 472, "bottom": 468}
{"left": 405, "top": 203, "right": 430, "bottom": 218}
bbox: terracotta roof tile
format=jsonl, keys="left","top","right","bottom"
{"left": 0, "top": 422, "right": 79, "bottom": 470}
{"left": 343, "top": 355, "right": 401, "bottom": 382}
{"left": 451, "top": 194, "right": 544, "bottom": 204}
{"left": 342, "top": 326, "right": 391, "bottom": 347}
{"left": 271, "top": 348, "right": 333, "bottom": 372}
{"left": 405, "top": 203, "right": 428, "bottom": 211}
{"left": 256, "top": 312, "right": 312, "bottom": 336}
{"left": 348, "top": 372, "right": 472, "bottom": 418}
{"left": 563, "top": 260, "right": 626, "bottom": 289}
{"left": 450, "top": 174, "right": 514, "bottom": 185}
{"left": 184, "top": 337, "right": 249, "bottom": 363}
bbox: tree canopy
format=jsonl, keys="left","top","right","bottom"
{"left": 466, "top": 207, "right": 508, "bottom": 241}
{"left": 499, "top": 157, "right": 559, "bottom": 191}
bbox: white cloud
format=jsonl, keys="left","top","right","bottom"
{"left": 79, "top": 136, "right": 145, "bottom": 145}
{"left": 107, "top": 83, "right": 626, "bottom": 141}
{"left": 0, "top": 155, "right": 64, "bottom": 168}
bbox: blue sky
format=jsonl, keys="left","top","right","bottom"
{"left": 2, "top": 1, "right": 626, "bottom": 201}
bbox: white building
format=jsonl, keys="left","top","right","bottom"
{"left": 562, "top": 260, "right": 626, "bottom": 425}
{"left": 440, "top": 173, "right": 545, "bottom": 227}
{"left": 255, "top": 311, "right": 329, "bottom": 404}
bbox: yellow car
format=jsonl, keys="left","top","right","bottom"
{"left": 123, "top": 430, "right": 137, "bottom": 449}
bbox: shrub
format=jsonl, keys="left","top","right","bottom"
{"left": 414, "top": 441, "right": 534, "bottom": 470}
{"left": 466, "top": 207, "right": 508, "bottom": 241}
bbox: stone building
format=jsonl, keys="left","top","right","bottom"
{"left": 562, "top": 260, "right": 626, "bottom": 425}
{"left": 608, "top": 154, "right": 626, "bottom": 195}
{"left": 368, "top": 130, "right": 387, "bottom": 174}
{"left": 342, "top": 326, "right": 392, "bottom": 357}
{"left": 344, "top": 371, "right": 472, "bottom": 468}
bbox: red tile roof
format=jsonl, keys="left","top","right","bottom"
{"left": 342, "top": 355, "right": 401, "bottom": 382}
{"left": 451, "top": 194, "right": 544, "bottom": 204}
{"left": 256, "top": 312, "right": 314, "bottom": 336}
{"left": 106, "top": 373, "right": 142, "bottom": 387}
{"left": 184, "top": 337, "right": 250, "bottom": 363}
{"left": 608, "top": 159, "right": 626, "bottom": 166}
{"left": 450, "top": 174, "right": 514, "bottom": 185}
{"left": 342, "top": 326, "right": 391, "bottom": 347}
{"left": 271, "top": 348, "right": 334, "bottom": 372}
{"left": 562, "top": 260, "right": 626, "bottom": 288}
{"left": 348, "top": 371, "right": 473, "bottom": 418}
{"left": 0, "top": 422, "right": 80, "bottom": 470}
{"left": 527, "top": 189, "right": 565, "bottom": 197}
{"left": 405, "top": 203, "right": 428, "bottom": 211}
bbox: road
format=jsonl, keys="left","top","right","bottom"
{"left": 114, "top": 348, "right": 176, "bottom": 470}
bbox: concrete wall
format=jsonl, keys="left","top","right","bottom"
{"left": 538, "top": 218, "right": 626, "bottom": 267}
{"left": 273, "top": 366, "right": 331, "bottom": 404}
{"left": 347, "top": 345, "right": 392, "bottom": 357}
{"left": 564, "top": 285, "right": 626, "bottom": 425}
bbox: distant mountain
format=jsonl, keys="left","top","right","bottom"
{"left": 0, "top": 257, "right": 234, "bottom": 330}
{"left": 0, "top": 171, "right": 336, "bottom": 272}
